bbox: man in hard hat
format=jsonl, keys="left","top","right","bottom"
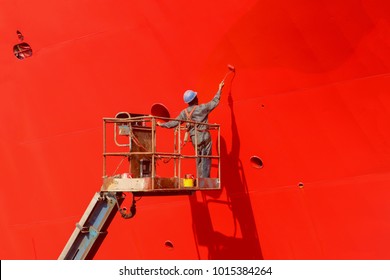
{"left": 157, "top": 80, "right": 224, "bottom": 178}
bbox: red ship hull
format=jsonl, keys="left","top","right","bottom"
{"left": 1, "top": 0, "right": 390, "bottom": 259}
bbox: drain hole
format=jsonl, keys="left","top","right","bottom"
{"left": 165, "top": 240, "right": 174, "bottom": 249}
{"left": 13, "top": 42, "right": 33, "bottom": 60}
{"left": 250, "top": 156, "right": 263, "bottom": 169}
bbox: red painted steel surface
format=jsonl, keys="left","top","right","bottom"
{"left": 1, "top": 0, "right": 390, "bottom": 259}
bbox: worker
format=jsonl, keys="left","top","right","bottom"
{"left": 157, "top": 80, "right": 224, "bottom": 178}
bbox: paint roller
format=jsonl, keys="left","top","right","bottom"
{"left": 222, "top": 64, "right": 236, "bottom": 82}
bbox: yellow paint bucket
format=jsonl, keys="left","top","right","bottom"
{"left": 183, "top": 174, "right": 195, "bottom": 187}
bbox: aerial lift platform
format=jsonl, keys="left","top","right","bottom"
{"left": 59, "top": 113, "right": 221, "bottom": 259}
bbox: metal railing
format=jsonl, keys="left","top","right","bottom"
{"left": 102, "top": 114, "right": 220, "bottom": 191}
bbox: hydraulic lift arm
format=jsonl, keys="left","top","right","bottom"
{"left": 58, "top": 192, "right": 124, "bottom": 260}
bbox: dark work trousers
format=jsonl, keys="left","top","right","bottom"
{"left": 191, "top": 131, "right": 212, "bottom": 178}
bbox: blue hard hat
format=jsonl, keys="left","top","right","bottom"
{"left": 183, "top": 90, "right": 197, "bottom": 103}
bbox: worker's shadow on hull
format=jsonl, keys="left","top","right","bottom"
{"left": 189, "top": 93, "right": 263, "bottom": 259}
